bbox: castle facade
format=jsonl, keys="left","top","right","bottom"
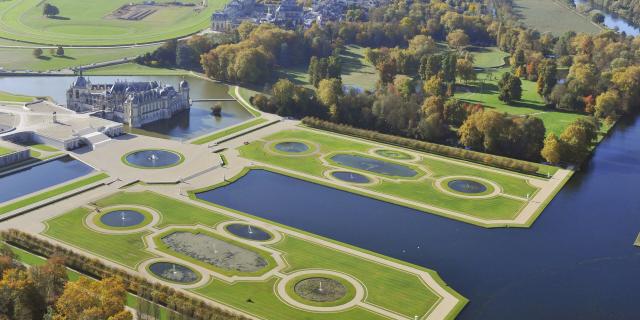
{"left": 66, "top": 75, "right": 190, "bottom": 128}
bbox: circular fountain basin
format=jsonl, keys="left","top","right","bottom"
{"left": 294, "top": 277, "right": 347, "bottom": 303}
{"left": 123, "top": 149, "right": 183, "bottom": 169}
{"left": 330, "top": 154, "right": 418, "bottom": 177}
{"left": 331, "top": 171, "right": 371, "bottom": 184}
{"left": 99, "top": 209, "right": 146, "bottom": 228}
{"left": 274, "top": 142, "right": 310, "bottom": 153}
{"left": 447, "top": 179, "right": 488, "bottom": 194}
{"left": 374, "top": 149, "right": 413, "bottom": 160}
{"left": 148, "top": 262, "right": 200, "bottom": 284}
{"left": 225, "top": 223, "right": 273, "bottom": 241}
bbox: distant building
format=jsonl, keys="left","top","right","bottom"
{"left": 66, "top": 74, "right": 190, "bottom": 128}
{"left": 211, "top": 0, "right": 256, "bottom": 31}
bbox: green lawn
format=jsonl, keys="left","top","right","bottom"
{"left": 29, "top": 144, "right": 59, "bottom": 152}
{"left": 238, "top": 129, "right": 540, "bottom": 223}
{"left": 192, "top": 118, "right": 268, "bottom": 145}
{"left": 0, "top": 45, "right": 159, "bottom": 71}
{"left": 43, "top": 207, "right": 156, "bottom": 268}
{"left": 455, "top": 67, "right": 587, "bottom": 135}
{"left": 93, "top": 191, "right": 229, "bottom": 228}
{"left": 0, "top": 146, "right": 12, "bottom": 155}
{"left": 0, "top": 0, "right": 225, "bottom": 45}
{"left": 513, "top": 0, "right": 602, "bottom": 35}
{"left": 85, "top": 63, "right": 191, "bottom": 76}
{"left": 278, "top": 45, "right": 378, "bottom": 91}
{"left": 469, "top": 46, "right": 508, "bottom": 68}
{"left": 43, "top": 191, "right": 464, "bottom": 319}
{"left": 0, "top": 173, "right": 109, "bottom": 215}
{"left": 0, "top": 90, "right": 34, "bottom": 102}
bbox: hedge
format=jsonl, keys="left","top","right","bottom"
{"left": 1, "top": 229, "right": 249, "bottom": 320}
{"left": 302, "top": 117, "right": 540, "bottom": 174}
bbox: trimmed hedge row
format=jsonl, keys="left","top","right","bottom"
{"left": 302, "top": 117, "right": 540, "bottom": 174}
{"left": 1, "top": 229, "right": 249, "bottom": 320}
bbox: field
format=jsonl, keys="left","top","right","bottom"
{"left": 0, "top": 146, "right": 12, "bottom": 155}
{"left": 42, "top": 191, "right": 466, "bottom": 319}
{"left": 0, "top": 43, "right": 159, "bottom": 71}
{"left": 0, "top": 0, "right": 223, "bottom": 45}
{"left": 236, "top": 127, "right": 568, "bottom": 227}
{"left": 469, "top": 46, "right": 508, "bottom": 68}
{"left": 454, "top": 66, "right": 586, "bottom": 135}
{"left": 513, "top": 0, "right": 602, "bottom": 35}
{"left": 84, "top": 62, "right": 191, "bottom": 76}
{"left": 279, "top": 45, "right": 377, "bottom": 91}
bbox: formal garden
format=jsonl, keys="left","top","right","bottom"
{"left": 236, "top": 128, "right": 567, "bottom": 226}
{"left": 41, "top": 191, "right": 467, "bottom": 320}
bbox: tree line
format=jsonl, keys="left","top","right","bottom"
{"left": 1, "top": 229, "right": 250, "bottom": 320}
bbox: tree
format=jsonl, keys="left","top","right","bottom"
{"left": 43, "top": 3, "right": 59, "bottom": 17}
{"left": 54, "top": 277, "right": 131, "bottom": 320}
{"left": 594, "top": 90, "right": 620, "bottom": 120}
{"left": 498, "top": 72, "right": 522, "bottom": 103}
{"left": 55, "top": 46, "right": 64, "bottom": 56}
{"left": 393, "top": 75, "right": 413, "bottom": 98}
{"left": 559, "top": 118, "right": 598, "bottom": 163}
{"left": 446, "top": 29, "right": 469, "bottom": 50}
{"left": 317, "top": 78, "right": 343, "bottom": 107}
{"left": 537, "top": 59, "right": 557, "bottom": 101}
{"left": 541, "top": 133, "right": 562, "bottom": 163}
{"left": 175, "top": 44, "right": 199, "bottom": 70}
{"left": 33, "top": 48, "right": 43, "bottom": 58}
{"left": 456, "top": 57, "right": 476, "bottom": 84}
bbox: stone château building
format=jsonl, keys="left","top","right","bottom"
{"left": 66, "top": 74, "right": 190, "bottom": 128}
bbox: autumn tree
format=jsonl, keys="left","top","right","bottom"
{"left": 541, "top": 133, "right": 562, "bottom": 164}
{"left": 537, "top": 59, "right": 557, "bottom": 102}
{"left": 498, "top": 72, "right": 522, "bottom": 103}
{"left": 54, "top": 277, "right": 131, "bottom": 320}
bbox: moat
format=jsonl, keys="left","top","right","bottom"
{"left": 199, "top": 116, "right": 640, "bottom": 319}
{"left": 0, "top": 76, "right": 253, "bottom": 140}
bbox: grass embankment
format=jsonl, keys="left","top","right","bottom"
{"left": 0, "top": 45, "right": 159, "bottom": 71}
{"left": 0, "top": 0, "right": 224, "bottom": 46}
{"left": 0, "top": 173, "right": 109, "bottom": 215}
{"left": 238, "top": 129, "right": 538, "bottom": 222}
{"left": 0, "top": 146, "right": 12, "bottom": 155}
{"left": 455, "top": 66, "right": 587, "bottom": 135}
{"left": 43, "top": 191, "right": 457, "bottom": 319}
{"left": 512, "top": 0, "right": 602, "bottom": 35}
{"left": 85, "top": 63, "right": 191, "bottom": 76}
{"left": 0, "top": 90, "right": 34, "bottom": 102}
{"left": 192, "top": 118, "right": 268, "bottom": 145}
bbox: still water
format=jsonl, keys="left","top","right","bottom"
{"left": 0, "top": 156, "right": 93, "bottom": 203}
{"left": 574, "top": 0, "right": 640, "bottom": 36}
{"left": 0, "top": 76, "right": 253, "bottom": 140}
{"left": 196, "top": 117, "right": 640, "bottom": 319}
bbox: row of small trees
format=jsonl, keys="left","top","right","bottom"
{"left": 1, "top": 229, "right": 250, "bottom": 320}
{"left": 301, "top": 117, "right": 541, "bottom": 174}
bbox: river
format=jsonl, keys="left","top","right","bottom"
{"left": 574, "top": 0, "right": 640, "bottom": 36}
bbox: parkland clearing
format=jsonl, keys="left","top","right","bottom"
{"left": 0, "top": 0, "right": 639, "bottom": 319}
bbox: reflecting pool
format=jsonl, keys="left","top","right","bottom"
{"left": 330, "top": 154, "right": 417, "bottom": 177}
{"left": 0, "top": 156, "right": 93, "bottom": 203}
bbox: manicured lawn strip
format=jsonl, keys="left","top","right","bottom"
{"left": 283, "top": 272, "right": 357, "bottom": 307}
{"left": 94, "top": 191, "right": 230, "bottom": 228}
{"left": 43, "top": 207, "right": 155, "bottom": 268}
{"left": 0, "top": 90, "right": 33, "bottom": 102}
{"left": 239, "top": 129, "right": 532, "bottom": 220}
{"left": 340, "top": 45, "right": 377, "bottom": 91}
{"left": 370, "top": 180, "right": 525, "bottom": 220}
{"left": 10, "top": 244, "right": 170, "bottom": 319}
{"left": 192, "top": 118, "right": 268, "bottom": 145}
{"left": 28, "top": 144, "right": 59, "bottom": 152}
{"left": 0, "top": 172, "right": 109, "bottom": 215}
{"left": 273, "top": 235, "right": 439, "bottom": 317}
{"left": 0, "top": 146, "right": 12, "bottom": 155}
{"left": 423, "top": 157, "right": 538, "bottom": 197}
{"left": 189, "top": 176, "right": 467, "bottom": 317}
{"left": 153, "top": 228, "right": 277, "bottom": 277}
{"left": 85, "top": 63, "right": 191, "bottom": 76}
{"left": 230, "top": 86, "right": 262, "bottom": 117}
{"left": 193, "top": 277, "right": 389, "bottom": 320}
